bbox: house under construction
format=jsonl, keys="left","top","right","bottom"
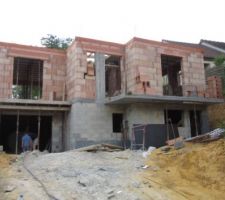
{"left": 0, "top": 37, "right": 223, "bottom": 153}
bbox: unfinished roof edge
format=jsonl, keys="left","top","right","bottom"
{"left": 70, "top": 36, "right": 203, "bottom": 53}
{"left": 0, "top": 41, "right": 66, "bottom": 56}
{"left": 75, "top": 36, "right": 125, "bottom": 48}
{"left": 128, "top": 37, "right": 203, "bottom": 53}
{"left": 0, "top": 36, "right": 205, "bottom": 57}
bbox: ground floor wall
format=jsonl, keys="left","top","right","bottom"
{"left": 0, "top": 110, "right": 64, "bottom": 153}
{"left": 65, "top": 101, "right": 125, "bottom": 149}
{"left": 65, "top": 101, "right": 210, "bottom": 150}
{"left": 125, "top": 103, "right": 192, "bottom": 139}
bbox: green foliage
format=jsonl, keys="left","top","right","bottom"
{"left": 41, "top": 34, "right": 73, "bottom": 49}
{"left": 214, "top": 55, "right": 225, "bottom": 66}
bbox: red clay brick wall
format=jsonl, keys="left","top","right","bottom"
{"left": 125, "top": 40, "right": 162, "bottom": 95}
{"left": 125, "top": 38, "right": 206, "bottom": 96}
{"left": 66, "top": 41, "right": 93, "bottom": 100}
{"left": 0, "top": 47, "right": 13, "bottom": 98}
{"left": 206, "top": 76, "right": 223, "bottom": 99}
{"left": 0, "top": 42, "right": 66, "bottom": 101}
{"left": 66, "top": 38, "right": 125, "bottom": 101}
{"left": 42, "top": 54, "right": 66, "bottom": 101}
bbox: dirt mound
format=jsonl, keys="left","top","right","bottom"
{"left": 0, "top": 153, "right": 16, "bottom": 168}
{"left": 139, "top": 139, "right": 225, "bottom": 200}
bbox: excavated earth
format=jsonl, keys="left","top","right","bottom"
{"left": 0, "top": 139, "right": 225, "bottom": 200}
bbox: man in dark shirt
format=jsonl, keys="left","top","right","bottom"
{"left": 21, "top": 133, "right": 32, "bottom": 152}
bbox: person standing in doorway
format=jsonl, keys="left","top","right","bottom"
{"left": 33, "top": 137, "right": 39, "bottom": 150}
{"left": 21, "top": 131, "right": 32, "bottom": 152}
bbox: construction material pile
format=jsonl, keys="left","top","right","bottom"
{"left": 0, "top": 153, "right": 16, "bottom": 169}
{"left": 21, "top": 149, "right": 145, "bottom": 200}
{"left": 139, "top": 138, "right": 225, "bottom": 200}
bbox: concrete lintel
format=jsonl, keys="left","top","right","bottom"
{"left": 105, "top": 94, "right": 224, "bottom": 105}
{"left": 0, "top": 98, "right": 71, "bottom": 106}
{"left": 70, "top": 98, "right": 95, "bottom": 104}
{"left": 0, "top": 105, "right": 70, "bottom": 111}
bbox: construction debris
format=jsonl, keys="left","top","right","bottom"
{"left": 4, "top": 185, "right": 16, "bottom": 193}
{"left": 186, "top": 128, "right": 225, "bottom": 143}
{"left": 1, "top": 138, "right": 225, "bottom": 200}
{"left": 76, "top": 143, "right": 124, "bottom": 152}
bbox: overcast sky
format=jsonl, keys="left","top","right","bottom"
{"left": 0, "top": 0, "right": 224, "bottom": 46}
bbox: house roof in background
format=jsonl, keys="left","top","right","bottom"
{"left": 200, "top": 40, "right": 225, "bottom": 51}
{"left": 163, "top": 39, "right": 225, "bottom": 59}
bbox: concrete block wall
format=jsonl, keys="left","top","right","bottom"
{"left": 125, "top": 103, "right": 165, "bottom": 137}
{"left": 125, "top": 38, "right": 206, "bottom": 97}
{"left": 67, "top": 101, "right": 125, "bottom": 149}
{"left": 52, "top": 113, "right": 63, "bottom": 152}
{"left": 0, "top": 47, "right": 14, "bottom": 98}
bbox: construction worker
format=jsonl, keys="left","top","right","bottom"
{"left": 33, "top": 137, "right": 39, "bottom": 150}
{"left": 21, "top": 132, "right": 32, "bottom": 152}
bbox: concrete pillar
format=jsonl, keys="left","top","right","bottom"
{"left": 52, "top": 113, "right": 63, "bottom": 152}
{"left": 95, "top": 53, "right": 105, "bottom": 103}
{"left": 200, "top": 109, "right": 209, "bottom": 133}
{"left": 183, "top": 110, "right": 191, "bottom": 138}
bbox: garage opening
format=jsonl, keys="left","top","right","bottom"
{"left": 105, "top": 55, "right": 121, "bottom": 97}
{"left": 12, "top": 57, "right": 43, "bottom": 99}
{"left": 161, "top": 55, "right": 182, "bottom": 96}
{"left": 0, "top": 115, "right": 52, "bottom": 153}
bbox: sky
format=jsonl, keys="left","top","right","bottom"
{"left": 0, "top": 0, "right": 225, "bottom": 47}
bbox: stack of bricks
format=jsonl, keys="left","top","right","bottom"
{"left": 0, "top": 48, "right": 13, "bottom": 99}
{"left": 206, "top": 76, "right": 223, "bottom": 99}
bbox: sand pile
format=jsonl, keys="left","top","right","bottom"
{"left": 138, "top": 139, "right": 225, "bottom": 200}
{"left": 0, "top": 153, "right": 16, "bottom": 168}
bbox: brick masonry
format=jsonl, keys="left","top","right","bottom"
{"left": 125, "top": 38, "right": 207, "bottom": 96}
{"left": 0, "top": 42, "right": 66, "bottom": 101}
{"left": 0, "top": 37, "right": 222, "bottom": 102}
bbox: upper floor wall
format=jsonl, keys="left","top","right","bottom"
{"left": 0, "top": 37, "right": 222, "bottom": 103}
{"left": 0, "top": 42, "right": 66, "bottom": 101}
{"left": 125, "top": 38, "right": 206, "bottom": 97}
{"left": 66, "top": 37, "right": 125, "bottom": 101}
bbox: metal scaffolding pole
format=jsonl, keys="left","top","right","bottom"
{"left": 37, "top": 111, "right": 41, "bottom": 150}
{"left": 194, "top": 104, "right": 199, "bottom": 136}
{"left": 16, "top": 110, "right": 19, "bottom": 154}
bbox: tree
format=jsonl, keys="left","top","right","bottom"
{"left": 214, "top": 55, "right": 225, "bottom": 66}
{"left": 41, "top": 34, "right": 73, "bottom": 49}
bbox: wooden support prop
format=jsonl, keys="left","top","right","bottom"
{"left": 37, "top": 111, "right": 41, "bottom": 150}
{"left": 194, "top": 104, "right": 199, "bottom": 136}
{"left": 15, "top": 110, "right": 19, "bottom": 154}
